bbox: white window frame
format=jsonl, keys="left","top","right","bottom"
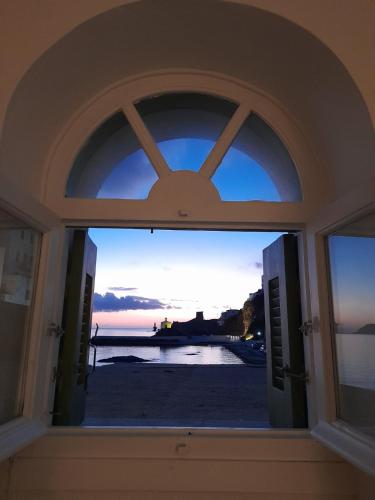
{"left": 43, "top": 72, "right": 327, "bottom": 224}
{"left": 306, "top": 177, "right": 375, "bottom": 476}
{"left": 38, "top": 72, "right": 326, "bottom": 445}
{"left": 0, "top": 174, "right": 62, "bottom": 461}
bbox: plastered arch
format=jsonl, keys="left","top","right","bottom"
{"left": 1, "top": 0, "right": 373, "bottom": 214}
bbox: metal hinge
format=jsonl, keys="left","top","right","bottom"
{"left": 299, "top": 320, "right": 313, "bottom": 336}
{"left": 283, "top": 364, "right": 310, "bottom": 383}
{"left": 47, "top": 322, "right": 65, "bottom": 338}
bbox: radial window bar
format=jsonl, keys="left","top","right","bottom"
{"left": 134, "top": 93, "right": 238, "bottom": 172}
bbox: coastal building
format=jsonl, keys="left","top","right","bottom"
{"left": 195, "top": 311, "right": 204, "bottom": 321}
{"left": 160, "top": 317, "right": 172, "bottom": 329}
{"left": 166, "top": 311, "right": 219, "bottom": 336}
{"left": 0, "top": 1, "right": 374, "bottom": 498}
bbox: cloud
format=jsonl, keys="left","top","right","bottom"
{"left": 238, "top": 261, "right": 263, "bottom": 271}
{"left": 93, "top": 292, "right": 175, "bottom": 312}
{"left": 170, "top": 298, "right": 199, "bottom": 303}
{"left": 108, "top": 286, "right": 138, "bottom": 291}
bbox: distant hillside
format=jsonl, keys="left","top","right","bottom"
{"left": 357, "top": 324, "right": 375, "bottom": 335}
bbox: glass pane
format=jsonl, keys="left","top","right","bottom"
{"left": 157, "top": 138, "right": 214, "bottom": 173}
{"left": 327, "top": 212, "right": 375, "bottom": 438}
{"left": 67, "top": 112, "right": 158, "bottom": 199}
{"left": 0, "top": 209, "right": 40, "bottom": 424}
{"left": 212, "top": 147, "right": 281, "bottom": 201}
{"left": 135, "top": 93, "right": 237, "bottom": 171}
{"left": 212, "top": 113, "right": 301, "bottom": 202}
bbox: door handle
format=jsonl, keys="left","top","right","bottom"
{"left": 282, "top": 364, "right": 309, "bottom": 383}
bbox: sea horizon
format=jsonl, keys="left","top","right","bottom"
{"left": 91, "top": 326, "right": 154, "bottom": 337}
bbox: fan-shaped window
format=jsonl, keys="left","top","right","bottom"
{"left": 65, "top": 93, "right": 302, "bottom": 203}
{"left": 212, "top": 113, "right": 300, "bottom": 202}
{"left": 135, "top": 93, "right": 237, "bottom": 172}
{"left": 66, "top": 112, "right": 158, "bottom": 199}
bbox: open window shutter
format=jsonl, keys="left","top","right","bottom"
{"left": 263, "top": 234, "right": 308, "bottom": 428}
{"left": 53, "top": 230, "right": 97, "bottom": 425}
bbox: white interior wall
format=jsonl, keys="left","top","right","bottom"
{"left": 1, "top": 0, "right": 374, "bottom": 129}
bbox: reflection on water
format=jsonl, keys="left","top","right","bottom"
{"left": 89, "top": 345, "right": 243, "bottom": 365}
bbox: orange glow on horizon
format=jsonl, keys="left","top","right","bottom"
{"left": 92, "top": 310, "right": 193, "bottom": 329}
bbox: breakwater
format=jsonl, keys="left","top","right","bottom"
{"left": 224, "top": 343, "right": 266, "bottom": 366}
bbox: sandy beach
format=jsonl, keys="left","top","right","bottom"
{"left": 83, "top": 363, "right": 269, "bottom": 427}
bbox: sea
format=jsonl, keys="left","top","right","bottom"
{"left": 91, "top": 327, "right": 154, "bottom": 338}
{"left": 89, "top": 327, "right": 243, "bottom": 366}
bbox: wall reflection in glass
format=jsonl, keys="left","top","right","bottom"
{"left": 0, "top": 209, "right": 39, "bottom": 424}
{"left": 327, "top": 212, "right": 375, "bottom": 438}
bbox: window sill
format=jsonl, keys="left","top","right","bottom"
{"left": 32, "top": 426, "right": 339, "bottom": 463}
{"left": 0, "top": 417, "right": 46, "bottom": 461}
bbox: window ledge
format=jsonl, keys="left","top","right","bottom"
{"left": 0, "top": 417, "right": 46, "bottom": 461}
{"left": 18, "top": 426, "right": 342, "bottom": 463}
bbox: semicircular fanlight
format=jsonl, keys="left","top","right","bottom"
{"left": 66, "top": 96, "right": 302, "bottom": 203}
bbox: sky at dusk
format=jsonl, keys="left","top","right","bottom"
{"left": 92, "top": 136, "right": 284, "bottom": 329}
{"left": 98, "top": 138, "right": 281, "bottom": 202}
{"left": 90, "top": 229, "right": 282, "bottom": 329}
{"left": 328, "top": 235, "right": 375, "bottom": 334}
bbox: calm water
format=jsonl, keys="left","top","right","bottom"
{"left": 91, "top": 327, "right": 153, "bottom": 337}
{"left": 89, "top": 327, "right": 243, "bottom": 365}
{"left": 89, "top": 345, "right": 243, "bottom": 365}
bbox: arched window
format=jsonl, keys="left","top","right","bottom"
{"left": 66, "top": 93, "right": 302, "bottom": 202}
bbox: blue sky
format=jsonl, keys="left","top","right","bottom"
{"left": 97, "top": 138, "right": 280, "bottom": 201}
{"left": 329, "top": 235, "right": 375, "bottom": 334}
{"left": 90, "top": 229, "right": 281, "bottom": 328}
